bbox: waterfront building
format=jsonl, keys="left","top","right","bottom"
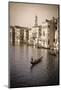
{"left": 10, "top": 26, "right": 15, "bottom": 45}
{"left": 28, "top": 16, "right": 42, "bottom": 46}
{"left": 41, "top": 21, "right": 50, "bottom": 48}
{"left": 55, "top": 18, "right": 59, "bottom": 52}
{"left": 10, "top": 16, "right": 58, "bottom": 50}
{"left": 10, "top": 26, "right": 30, "bottom": 45}
{"left": 46, "top": 17, "right": 58, "bottom": 49}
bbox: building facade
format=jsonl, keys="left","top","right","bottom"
{"left": 28, "top": 16, "right": 42, "bottom": 46}
{"left": 41, "top": 21, "right": 49, "bottom": 48}
{"left": 10, "top": 16, "right": 59, "bottom": 51}
{"left": 10, "top": 26, "right": 30, "bottom": 45}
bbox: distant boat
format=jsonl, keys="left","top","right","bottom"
{"left": 30, "top": 56, "right": 42, "bottom": 65}
{"left": 37, "top": 45, "right": 41, "bottom": 48}
{"left": 36, "top": 43, "right": 42, "bottom": 48}
{"left": 49, "top": 49, "right": 57, "bottom": 56}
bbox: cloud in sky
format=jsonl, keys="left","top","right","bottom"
{"left": 10, "top": 2, "right": 59, "bottom": 28}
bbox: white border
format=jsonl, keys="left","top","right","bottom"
{"left": 0, "top": 0, "right": 61, "bottom": 90}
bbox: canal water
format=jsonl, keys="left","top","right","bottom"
{"left": 9, "top": 45, "right": 59, "bottom": 88}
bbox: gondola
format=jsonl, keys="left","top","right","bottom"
{"left": 30, "top": 56, "right": 42, "bottom": 65}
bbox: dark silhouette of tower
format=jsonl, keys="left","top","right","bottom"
{"left": 34, "top": 16, "right": 38, "bottom": 27}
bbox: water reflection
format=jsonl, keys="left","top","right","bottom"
{"left": 9, "top": 45, "right": 59, "bottom": 88}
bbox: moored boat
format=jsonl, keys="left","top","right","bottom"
{"left": 49, "top": 49, "right": 57, "bottom": 56}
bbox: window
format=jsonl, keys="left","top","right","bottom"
{"left": 43, "top": 31, "right": 45, "bottom": 36}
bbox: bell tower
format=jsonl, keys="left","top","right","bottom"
{"left": 35, "top": 16, "right": 38, "bottom": 27}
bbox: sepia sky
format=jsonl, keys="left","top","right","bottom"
{"left": 10, "top": 2, "right": 59, "bottom": 28}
